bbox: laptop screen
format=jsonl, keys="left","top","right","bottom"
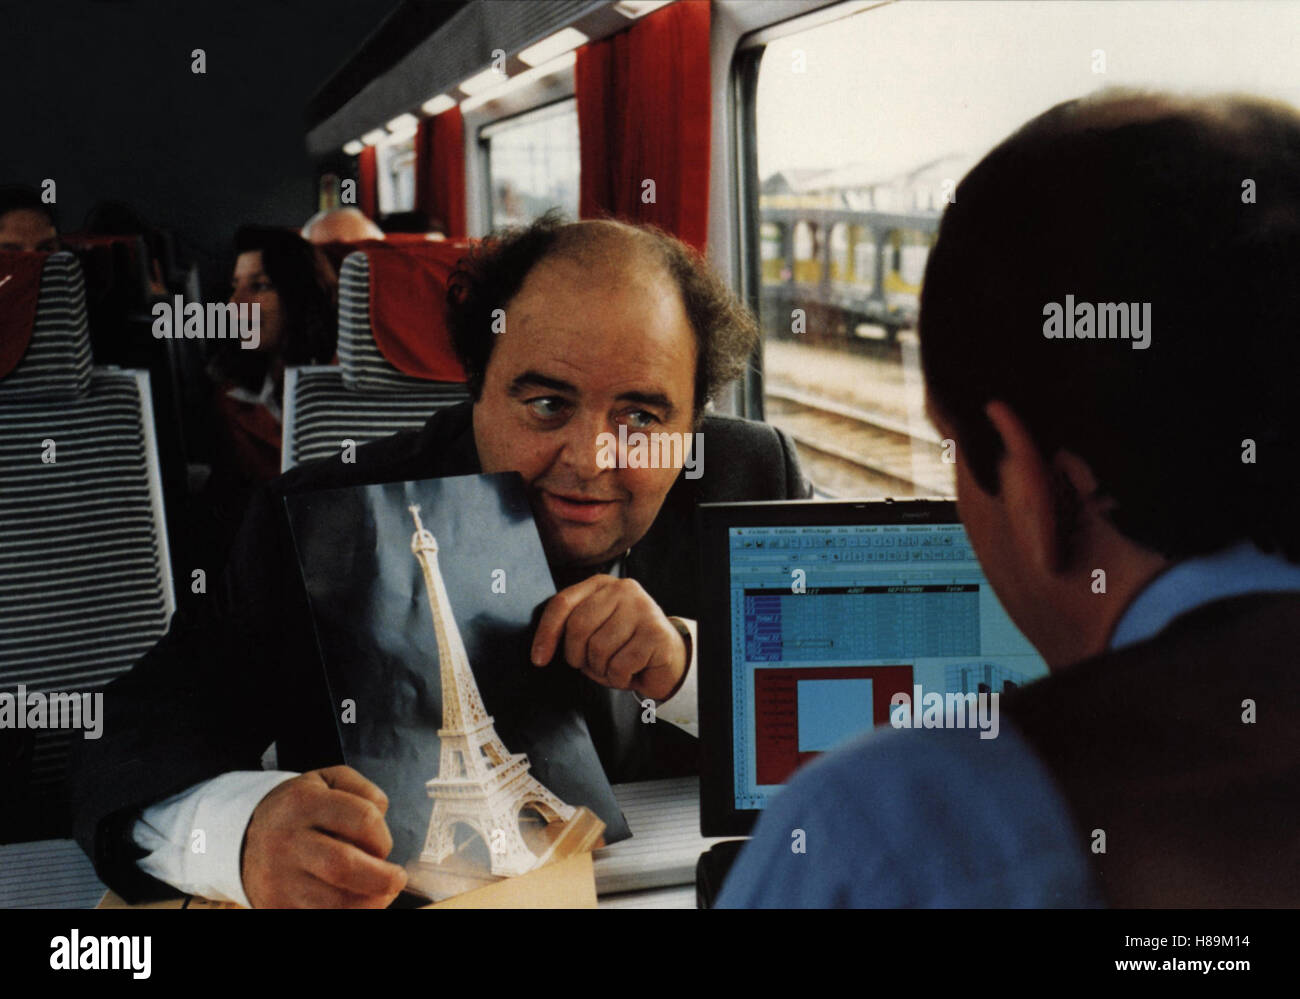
{"left": 699, "top": 500, "right": 1049, "bottom": 835}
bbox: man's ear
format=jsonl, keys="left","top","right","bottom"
{"left": 983, "top": 400, "right": 1070, "bottom": 575}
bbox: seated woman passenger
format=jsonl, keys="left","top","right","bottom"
{"left": 206, "top": 225, "right": 336, "bottom": 523}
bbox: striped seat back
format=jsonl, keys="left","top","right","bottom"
{"left": 0, "top": 251, "right": 173, "bottom": 845}
{"left": 0, "top": 253, "right": 91, "bottom": 402}
{"left": 281, "top": 249, "right": 469, "bottom": 469}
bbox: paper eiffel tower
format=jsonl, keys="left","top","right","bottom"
{"left": 404, "top": 505, "right": 604, "bottom": 899}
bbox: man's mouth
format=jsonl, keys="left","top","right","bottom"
{"left": 539, "top": 489, "right": 619, "bottom": 525}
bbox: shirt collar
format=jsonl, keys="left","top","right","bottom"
{"left": 224, "top": 372, "right": 281, "bottom": 423}
{"left": 1109, "top": 541, "right": 1300, "bottom": 651}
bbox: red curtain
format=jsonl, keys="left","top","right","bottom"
{"left": 415, "top": 107, "right": 467, "bottom": 238}
{"left": 358, "top": 145, "right": 378, "bottom": 219}
{"left": 575, "top": 0, "right": 711, "bottom": 253}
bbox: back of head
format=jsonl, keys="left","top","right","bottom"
{"left": 234, "top": 224, "right": 337, "bottom": 365}
{"left": 301, "top": 207, "right": 384, "bottom": 244}
{"left": 378, "top": 210, "right": 434, "bottom": 235}
{"left": 920, "top": 89, "right": 1300, "bottom": 561}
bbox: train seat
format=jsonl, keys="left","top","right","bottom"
{"left": 0, "top": 250, "right": 174, "bottom": 907}
{"left": 58, "top": 232, "right": 191, "bottom": 557}
{"left": 282, "top": 240, "right": 472, "bottom": 469}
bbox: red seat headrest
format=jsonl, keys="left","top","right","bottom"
{"left": 363, "top": 240, "right": 475, "bottom": 382}
{"left": 0, "top": 251, "right": 48, "bottom": 379}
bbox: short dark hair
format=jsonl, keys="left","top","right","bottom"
{"left": 0, "top": 185, "right": 58, "bottom": 229}
{"left": 920, "top": 89, "right": 1300, "bottom": 561}
{"left": 233, "top": 225, "right": 337, "bottom": 365}
{"left": 445, "top": 211, "right": 757, "bottom": 418}
{"left": 379, "top": 210, "right": 433, "bottom": 234}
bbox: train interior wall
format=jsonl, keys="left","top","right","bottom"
{"left": 0, "top": 0, "right": 401, "bottom": 294}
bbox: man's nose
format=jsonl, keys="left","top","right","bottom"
{"left": 556, "top": 411, "right": 611, "bottom": 480}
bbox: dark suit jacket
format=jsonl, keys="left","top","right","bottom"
{"left": 1002, "top": 592, "right": 1300, "bottom": 907}
{"left": 71, "top": 400, "right": 810, "bottom": 901}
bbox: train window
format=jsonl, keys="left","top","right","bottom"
{"left": 376, "top": 134, "right": 417, "bottom": 214}
{"left": 759, "top": 222, "right": 785, "bottom": 283}
{"left": 481, "top": 99, "right": 579, "bottom": 229}
{"left": 748, "top": 0, "right": 1300, "bottom": 499}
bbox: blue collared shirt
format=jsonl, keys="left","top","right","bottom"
{"left": 1108, "top": 541, "right": 1300, "bottom": 651}
{"left": 716, "top": 544, "right": 1300, "bottom": 908}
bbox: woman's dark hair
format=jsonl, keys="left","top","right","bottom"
{"left": 919, "top": 89, "right": 1300, "bottom": 561}
{"left": 233, "top": 224, "right": 337, "bottom": 365}
{"left": 445, "top": 210, "right": 757, "bottom": 419}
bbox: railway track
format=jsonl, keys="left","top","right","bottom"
{"left": 763, "top": 384, "right": 954, "bottom": 498}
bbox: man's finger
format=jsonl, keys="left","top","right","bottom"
{"left": 308, "top": 789, "right": 393, "bottom": 859}
{"left": 531, "top": 574, "right": 614, "bottom": 666}
{"left": 302, "top": 830, "right": 408, "bottom": 898}
{"left": 314, "top": 765, "right": 390, "bottom": 815}
{"left": 605, "top": 631, "right": 653, "bottom": 689}
{"left": 562, "top": 585, "right": 627, "bottom": 677}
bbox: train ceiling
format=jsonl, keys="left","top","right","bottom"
{"left": 305, "top": 0, "right": 669, "bottom": 158}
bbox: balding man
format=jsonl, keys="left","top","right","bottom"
{"left": 73, "top": 214, "right": 810, "bottom": 908}
{"left": 300, "top": 206, "right": 384, "bottom": 244}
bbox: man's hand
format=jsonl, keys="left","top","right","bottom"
{"left": 241, "top": 765, "right": 407, "bottom": 908}
{"left": 531, "top": 575, "right": 688, "bottom": 702}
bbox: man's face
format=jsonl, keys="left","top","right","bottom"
{"left": 0, "top": 209, "right": 58, "bottom": 252}
{"left": 472, "top": 253, "right": 697, "bottom": 570}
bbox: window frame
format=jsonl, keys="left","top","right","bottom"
{"left": 728, "top": 1, "right": 887, "bottom": 423}
{"left": 375, "top": 132, "right": 418, "bottom": 217}
{"left": 461, "top": 62, "right": 576, "bottom": 238}
{"left": 478, "top": 96, "right": 580, "bottom": 232}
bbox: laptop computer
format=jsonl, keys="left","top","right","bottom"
{"left": 695, "top": 498, "right": 1049, "bottom": 903}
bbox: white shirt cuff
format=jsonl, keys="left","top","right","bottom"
{"left": 132, "top": 770, "right": 299, "bottom": 908}
{"left": 652, "top": 616, "right": 698, "bottom": 738}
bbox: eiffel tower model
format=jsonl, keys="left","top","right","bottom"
{"left": 405, "top": 505, "right": 603, "bottom": 898}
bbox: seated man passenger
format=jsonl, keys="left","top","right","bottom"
{"left": 719, "top": 89, "right": 1300, "bottom": 908}
{"left": 72, "top": 215, "right": 810, "bottom": 908}
{"left": 0, "top": 186, "right": 60, "bottom": 253}
{"left": 301, "top": 206, "right": 384, "bottom": 244}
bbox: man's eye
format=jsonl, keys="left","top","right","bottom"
{"left": 624, "top": 410, "right": 660, "bottom": 430}
{"left": 526, "top": 397, "right": 568, "bottom": 420}
{"left": 252, "top": 281, "right": 273, "bottom": 293}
